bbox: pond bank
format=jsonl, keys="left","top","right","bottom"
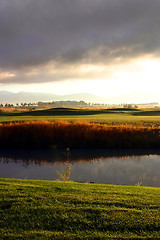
{"left": 1, "top": 149, "right": 160, "bottom": 187}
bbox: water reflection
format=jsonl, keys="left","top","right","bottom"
{"left": 0, "top": 149, "right": 160, "bottom": 187}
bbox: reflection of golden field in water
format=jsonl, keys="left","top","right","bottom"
{"left": 0, "top": 153, "right": 146, "bottom": 167}
{"left": 1, "top": 120, "right": 160, "bottom": 148}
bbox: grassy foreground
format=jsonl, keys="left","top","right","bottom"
{"left": 0, "top": 178, "right": 160, "bottom": 239}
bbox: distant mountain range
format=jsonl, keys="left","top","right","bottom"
{"left": 0, "top": 91, "right": 103, "bottom": 104}
{"left": 0, "top": 90, "right": 159, "bottom": 105}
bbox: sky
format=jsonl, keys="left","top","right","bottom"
{"left": 0, "top": 0, "right": 160, "bottom": 103}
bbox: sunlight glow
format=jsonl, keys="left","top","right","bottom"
{"left": 1, "top": 57, "right": 160, "bottom": 103}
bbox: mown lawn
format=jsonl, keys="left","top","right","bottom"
{"left": 0, "top": 178, "right": 160, "bottom": 239}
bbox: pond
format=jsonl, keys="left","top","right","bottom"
{"left": 0, "top": 149, "right": 160, "bottom": 187}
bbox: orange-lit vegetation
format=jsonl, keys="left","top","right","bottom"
{"left": 1, "top": 120, "right": 160, "bottom": 149}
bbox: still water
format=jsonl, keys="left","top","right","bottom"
{"left": 0, "top": 149, "right": 160, "bottom": 187}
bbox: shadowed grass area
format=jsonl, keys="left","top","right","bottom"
{"left": 0, "top": 107, "right": 140, "bottom": 116}
{"left": 0, "top": 178, "right": 160, "bottom": 239}
{"left": 133, "top": 110, "right": 160, "bottom": 116}
{"left": 1, "top": 120, "right": 160, "bottom": 149}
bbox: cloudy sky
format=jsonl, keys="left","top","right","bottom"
{"left": 0, "top": 0, "right": 160, "bottom": 103}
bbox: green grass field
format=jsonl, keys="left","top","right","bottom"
{"left": 0, "top": 178, "right": 160, "bottom": 239}
{"left": 1, "top": 107, "right": 160, "bottom": 126}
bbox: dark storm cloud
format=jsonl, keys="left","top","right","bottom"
{"left": 0, "top": 0, "right": 160, "bottom": 83}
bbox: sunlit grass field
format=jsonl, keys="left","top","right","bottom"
{"left": 0, "top": 178, "right": 160, "bottom": 240}
{"left": 1, "top": 114, "right": 160, "bottom": 126}
{"left": 1, "top": 107, "right": 160, "bottom": 126}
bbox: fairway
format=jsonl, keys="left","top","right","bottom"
{"left": 0, "top": 178, "right": 160, "bottom": 239}
{"left": 1, "top": 107, "right": 160, "bottom": 126}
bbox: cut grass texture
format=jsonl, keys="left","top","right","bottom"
{"left": 0, "top": 178, "right": 160, "bottom": 239}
